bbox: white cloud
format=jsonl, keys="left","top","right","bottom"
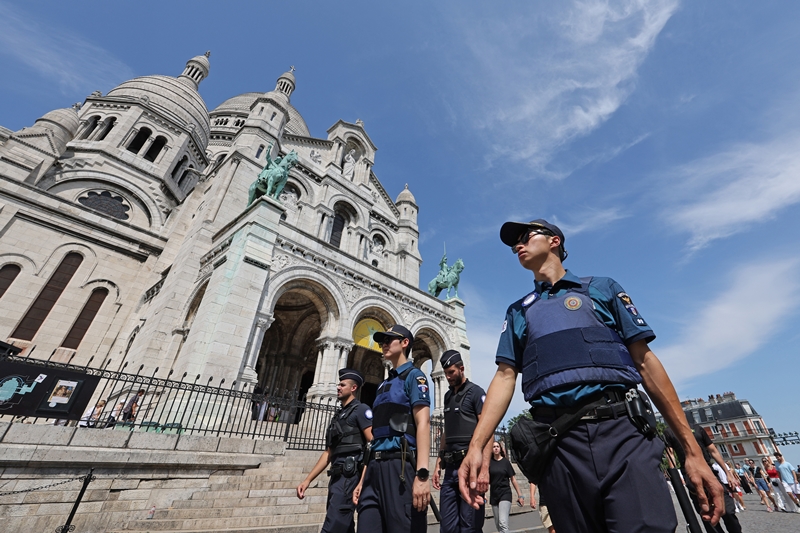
{"left": 661, "top": 134, "right": 800, "bottom": 251}
{"left": 0, "top": 3, "right": 133, "bottom": 94}
{"left": 657, "top": 257, "right": 800, "bottom": 384}
{"left": 552, "top": 207, "right": 629, "bottom": 236}
{"left": 444, "top": 0, "right": 678, "bottom": 176}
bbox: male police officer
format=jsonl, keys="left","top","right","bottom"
{"left": 297, "top": 368, "right": 373, "bottom": 533}
{"left": 433, "top": 350, "right": 486, "bottom": 533}
{"left": 459, "top": 219, "right": 724, "bottom": 532}
{"left": 354, "top": 325, "right": 430, "bottom": 533}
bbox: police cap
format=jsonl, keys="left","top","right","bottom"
{"left": 338, "top": 368, "right": 364, "bottom": 388}
{"left": 441, "top": 350, "right": 463, "bottom": 369}
{"left": 500, "top": 219, "right": 568, "bottom": 261}
{"left": 372, "top": 324, "right": 414, "bottom": 346}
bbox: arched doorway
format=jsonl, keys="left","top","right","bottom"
{"left": 347, "top": 307, "right": 395, "bottom": 406}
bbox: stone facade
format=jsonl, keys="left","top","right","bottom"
{"left": 0, "top": 54, "right": 470, "bottom": 411}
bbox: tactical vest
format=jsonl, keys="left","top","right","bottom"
{"left": 443, "top": 380, "right": 478, "bottom": 451}
{"left": 521, "top": 277, "right": 642, "bottom": 402}
{"left": 325, "top": 400, "right": 366, "bottom": 457}
{"left": 372, "top": 366, "right": 417, "bottom": 447}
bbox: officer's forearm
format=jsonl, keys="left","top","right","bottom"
{"left": 469, "top": 364, "right": 517, "bottom": 451}
{"left": 629, "top": 341, "right": 705, "bottom": 460}
{"left": 304, "top": 449, "right": 332, "bottom": 484}
{"left": 413, "top": 405, "right": 430, "bottom": 470}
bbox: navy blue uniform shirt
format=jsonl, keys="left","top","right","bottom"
{"left": 495, "top": 270, "right": 655, "bottom": 406}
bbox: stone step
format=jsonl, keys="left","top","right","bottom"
{"left": 172, "top": 491, "right": 327, "bottom": 510}
{"left": 112, "top": 524, "right": 320, "bottom": 533}
{"left": 120, "top": 511, "right": 328, "bottom": 531}
{"left": 153, "top": 501, "right": 328, "bottom": 520}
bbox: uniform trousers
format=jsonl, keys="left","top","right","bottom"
{"left": 322, "top": 469, "right": 359, "bottom": 533}
{"left": 357, "top": 457, "right": 428, "bottom": 533}
{"left": 440, "top": 462, "right": 485, "bottom": 533}
{"left": 538, "top": 416, "right": 677, "bottom": 533}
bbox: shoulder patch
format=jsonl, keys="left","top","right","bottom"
{"left": 416, "top": 376, "right": 427, "bottom": 384}
{"left": 617, "top": 292, "right": 640, "bottom": 317}
{"left": 364, "top": 409, "right": 373, "bottom": 420}
{"left": 417, "top": 382, "right": 429, "bottom": 394}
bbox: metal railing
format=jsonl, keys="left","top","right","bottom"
{"left": 0, "top": 353, "right": 508, "bottom": 454}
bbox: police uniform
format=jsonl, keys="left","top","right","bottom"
{"left": 321, "top": 369, "right": 373, "bottom": 533}
{"left": 439, "top": 350, "right": 486, "bottom": 533}
{"left": 496, "top": 263, "right": 677, "bottom": 532}
{"left": 357, "top": 347, "right": 430, "bottom": 533}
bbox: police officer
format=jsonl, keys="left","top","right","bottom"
{"left": 354, "top": 325, "right": 430, "bottom": 533}
{"left": 297, "top": 368, "right": 373, "bottom": 533}
{"left": 433, "top": 350, "right": 486, "bottom": 533}
{"left": 459, "top": 219, "right": 724, "bottom": 532}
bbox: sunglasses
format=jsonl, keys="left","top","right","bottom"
{"left": 511, "top": 229, "right": 552, "bottom": 252}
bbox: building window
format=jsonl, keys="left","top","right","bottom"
{"left": 330, "top": 213, "right": 346, "bottom": 248}
{"left": 179, "top": 165, "right": 195, "bottom": 191}
{"left": 754, "top": 420, "right": 765, "bottom": 433}
{"left": 710, "top": 425, "right": 720, "bottom": 435}
{"left": 256, "top": 144, "right": 265, "bottom": 159}
{"left": 0, "top": 264, "right": 21, "bottom": 299}
{"left": 126, "top": 127, "right": 152, "bottom": 154}
{"left": 60, "top": 288, "right": 108, "bottom": 349}
{"left": 80, "top": 116, "right": 100, "bottom": 140}
{"left": 11, "top": 253, "right": 83, "bottom": 341}
{"left": 704, "top": 408, "right": 713, "bottom": 420}
{"left": 77, "top": 190, "right": 131, "bottom": 220}
{"left": 742, "top": 403, "right": 753, "bottom": 415}
{"left": 143, "top": 135, "right": 167, "bottom": 162}
{"left": 692, "top": 411, "right": 701, "bottom": 424}
{"left": 96, "top": 117, "right": 116, "bottom": 141}
{"left": 372, "top": 260, "right": 379, "bottom": 267}
{"left": 171, "top": 155, "right": 188, "bottom": 180}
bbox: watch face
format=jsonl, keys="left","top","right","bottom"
{"left": 416, "top": 468, "right": 429, "bottom": 480}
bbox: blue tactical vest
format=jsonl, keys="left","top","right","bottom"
{"left": 372, "top": 367, "right": 417, "bottom": 446}
{"left": 521, "top": 277, "right": 642, "bottom": 402}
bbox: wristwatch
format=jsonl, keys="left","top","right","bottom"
{"left": 415, "top": 468, "right": 430, "bottom": 481}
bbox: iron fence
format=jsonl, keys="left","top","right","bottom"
{"left": 0, "top": 353, "right": 508, "bottom": 455}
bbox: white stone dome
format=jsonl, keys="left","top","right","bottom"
{"left": 395, "top": 184, "right": 417, "bottom": 205}
{"left": 106, "top": 75, "right": 210, "bottom": 146}
{"left": 37, "top": 106, "right": 80, "bottom": 137}
{"left": 211, "top": 92, "right": 310, "bottom": 137}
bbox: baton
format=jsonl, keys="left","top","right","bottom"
{"left": 666, "top": 467, "right": 703, "bottom": 533}
{"left": 429, "top": 495, "right": 442, "bottom": 522}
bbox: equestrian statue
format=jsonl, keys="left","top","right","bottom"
{"left": 247, "top": 143, "right": 299, "bottom": 205}
{"left": 427, "top": 245, "right": 464, "bottom": 299}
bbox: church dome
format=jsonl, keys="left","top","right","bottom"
{"left": 106, "top": 72, "right": 210, "bottom": 146}
{"left": 211, "top": 92, "right": 310, "bottom": 137}
{"left": 395, "top": 184, "right": 417, "bottom": 205}
{"left": 37, "top": 106, "right": 81, "bottom": 137}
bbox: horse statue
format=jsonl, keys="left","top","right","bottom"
{"left": 428, "top": 254, "right": 465, "bottom": 299}
{"left": 247, "top": 147, "right": 299, "bottom": 205}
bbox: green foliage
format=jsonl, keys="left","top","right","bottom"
{"left": 507, "top": 409, "right": 532, "bottom": 432}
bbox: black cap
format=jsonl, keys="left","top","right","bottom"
{"left": 441, "top": 350, "right": 463, "bottom": 369}
{"left": 338, "top": 368, "right": 364, "bottom": 388}
{"left": 500, "top": 219, "right": 567, "bottom": 261}
{"left": 372, "top": 324, "right": 414, "bottom": 346}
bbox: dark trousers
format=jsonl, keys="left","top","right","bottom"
{"left": 321, "top": 470, "right": 359, "bottom": 533}
{"left": 440, "top": 463, "right": 484, "bottom": 533}
{"left": 539, "top": 416, "right": 677, "bottom": 533}
{"left": 357, "top": 457, "right": 428, "bottom": 533}
{"left": 686, "top": 479, "right": 741, "bottom": 533}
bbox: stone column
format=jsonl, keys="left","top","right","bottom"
{"left": 431, "top": 371, "right": 445, "bottom": 416}
{"left": 138, "top": 135, "right": 155, "bottom": 156}
{"left": 240, "top": 314, "right": 274, "bottom": 385}
{"left": 306, "top": 340, "right": 337, "bottom": 401}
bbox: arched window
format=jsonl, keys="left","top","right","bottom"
{"left": 171, "top": 155, "right": 188, "bottom": 180}
{"left": 0, "top": 264, "right": 21, "bottom": 299}
{"left": 80, "top": 116, "right": 100, "bottom": 140}
{"left": 11, "top": 253, "right": 83, "bottom": 341}
{"left": 179, "top": 165, "right": 195, "bottom": 191}
{"left": 255, "top": 145, "right": 265, "bottom": 159}
{"left": 329, "top": 213, "right": 346, "bottom": 249}
{"left": 143, "top": 135, "right": 167, "bottom": 162}
{"left": 95, "top": 117, "right": 116, "bottom": 141}
{"left": 126, "top": 127, "right": 152, "bottom": 154}
{"left": 61, "top": 288, "right": 108, "bottom": 349}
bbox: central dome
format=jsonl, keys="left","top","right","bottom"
{"left": 211, "top": 92, "right": 310, "bottom": 137}
{"left": 106, "top": 75, "right": 210, "bottom": 146}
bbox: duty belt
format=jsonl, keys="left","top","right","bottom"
{"left": 370, "top": 450, "right": 413, "bottom": 461}
{"left": 531, "top": 389, "right": 629, "bottom": 421}
{"left": 440, "top": 449, "right": 467, "bottom": 465}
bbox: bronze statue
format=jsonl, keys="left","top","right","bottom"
{"left": 248, "top": 143, "right": 299, "bottom": 205}
{"left": 428, "top": 246, "right": 464, "bottom": 299}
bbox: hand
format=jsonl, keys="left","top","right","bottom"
{"left": 683, "top": 454, "right": 724, "bottom": 525}
{"left": 412, "top": 476, "right": 430, "bottom": 512}
{"left": 530, "top": 499, "right": 536, "bottom": 509}
{"left": 459, "top": 446, "right": 488, "bottom": 509}
{"left": 432, "top": 468, "right": 442, "bottom": 490}
{"left": 352, "top": 482, "right": 363, "bottom": 505}
{"left": 517, "top": 496, "right": 524, "bottom": 507}
{"left": 296, "top": 480, "right": 309, "bottom": 500}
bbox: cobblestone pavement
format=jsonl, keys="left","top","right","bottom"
{"left": 426, "top": 491, "right": 800, "bottom": 532}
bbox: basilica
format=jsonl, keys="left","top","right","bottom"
{"left": 0, "top": 53, "right": 470, "bottom": 410}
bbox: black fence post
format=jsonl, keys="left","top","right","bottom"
{"left": 55, "top": 468, "right": 95, "bottom": 533}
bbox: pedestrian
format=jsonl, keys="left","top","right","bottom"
{"left": 733, "top": 462, "right": 752, "bottom": 495}
{"left": 105, "top": 400, "right": 125, "bottom": 428}
{"left": 122, "top": 389, "right": 145, "bottom": 422}
{"left": 530, "top": 483, "right": 555, "bottom": 533}
{"left": 725, "top": 462, "right": 746, "bottom": 511}
{"left": 251, "top": 384, "right": 264, "bottom": 421}
{"left": 664, "top": 424, "right": 742, "bottom": 533}
{"left": 354, "top": 325, "right": 430, "bottom": 533}
{"left": 459, "top": 219, "right": 724, "bottom": 532}
{"left": 749, "top": 458, "right": 777, "bottom": 511}
{"left": 763, "top": 457, "right": 795, "bottom": 512}
{"left": 79, "top": 399, "right": 106, "bottom": 428}
{"left": 774, "top": 452, "right": 800, "bottom": 510}
{"left": 488, "top": 441, "right": 523, "bottom": 533}
{"left": 296, "top": 368, "right": 373, "bottom": 533}
{"left": 432, "top": 350, "right": 487, "bottom": 533}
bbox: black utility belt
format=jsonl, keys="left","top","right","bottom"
{"left": 327, "top": 456, "right": 361, "bottom": 477}
{"left": 532, "top": 400, "right": 628, "bottom": 421}
{"left": 370, "top": 450, "right": 414, "bottom": 462}
{"left": 439, "top": 449, "right": 467, "bottom": 464}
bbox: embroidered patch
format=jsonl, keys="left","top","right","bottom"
{"left": 365, "top": 409, "right": 373, "bottom": 420}
{"left": 416, "top": 376, "right": 427, "bottom": 385}
{"left": 501, "top": 320, "right": 507, "bottom": 333}
{"left": 417, "top": 383, "right": 429, "bottom": 394}
{"left": 523, "top": 292, "right": 538, "bottom": 306}
{"left": 617, "top": 292, "right": 634, "bottom": 306}
{"left": 635, "top": 318, "right": 646, "bottom": 326}
{"left": 564, "top": 296, "right": 582, "bottom": 310}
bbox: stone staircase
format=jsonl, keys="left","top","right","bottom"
{"left": 111, "top": 450, "right": 329, "bottom": 533}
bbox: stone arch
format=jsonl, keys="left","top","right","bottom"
{"left": 346, "top": 303, "right": 399, "bottom": 406}
{"left": 38, "top": 243, "right": 98, "bottom": 285}
{"left": 412, "top": 325, "right": 448, "bottom": 371}
{"left": 0, "top": 253, "right": 38, "bottom": 272}
{"left": 285, "top": 171, "right": 314, "bottom": 204}
{"left": 81, "top": 278, "right": 121, "bottom": 303}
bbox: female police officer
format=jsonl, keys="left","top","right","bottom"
{"left": 353, "top": 325, "right": 430, "bottom": 533}
{"left": 459, "top": 219, "right": 724, "bottom": 533}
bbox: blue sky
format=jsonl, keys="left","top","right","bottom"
{"left": 2, "top": 1, "right": 799, "bottom": 464}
